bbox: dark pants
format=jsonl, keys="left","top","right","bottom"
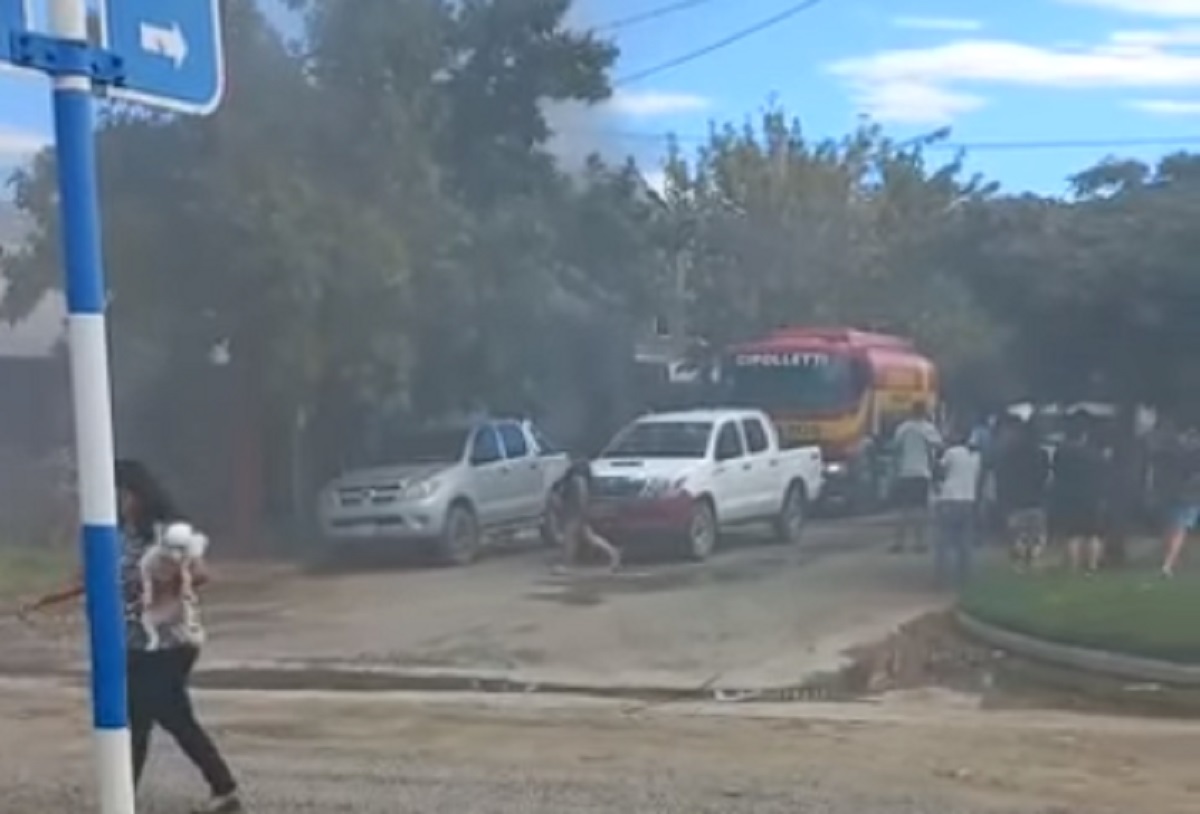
{"left": 892, "top": 476, "right": 932, "bottom": 551}
{"left": 935, "top": 500, "right": 975, "bottom": 588}
{"left": 128, "top": 646, "right": 236, "bottom": 796}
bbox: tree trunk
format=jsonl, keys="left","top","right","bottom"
{"left": 230, "top": 350, "right": 265, "bottom": 554}
{"left": 288, "top": 403, "right": 313, "bottom": 540}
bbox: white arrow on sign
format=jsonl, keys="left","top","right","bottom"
{"left": 139, "top": 21, "right": 188, "bottom": 68}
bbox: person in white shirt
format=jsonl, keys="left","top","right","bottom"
{"left": 934, "top": 432, "right": 982, "bottom": 588}
{"left": 890, "top": 402, "right": 943, "bottom": 553}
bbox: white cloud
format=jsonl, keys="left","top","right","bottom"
{"left": 1058, "top": 0, "right": 1200, "bottom": 17}
{"left": 828, "top": 29, "right": 1200, "bottom": 123}
{"left": 0, "top": 127, "right": 49, "bottom": 162}
{"left": 892, "top": 16, "right": 982, "bottom": 32}
{"left": 1108, "top": 26, "right": 1200, "bottom": 46}
{"left": 1128, "top": 97, "right": 1200, "bottom": 113}
{"left": 605, "top": 91, "right": 712, "bottom": 117}
{"left": 851, "top": 81, "right": 985, "bottom": 123}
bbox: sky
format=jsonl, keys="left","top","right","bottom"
{"left": 7, "top": 0, "right": 1200, "bottom": 195}
{"left": 582, "top": 0, "right": 1200, "bottom": 194}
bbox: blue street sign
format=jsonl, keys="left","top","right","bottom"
{"left": 99, "top": 0, "right": 223, "bottom": 114}
{"left": 0, "top": 0, "right": 31, "bottom": 71}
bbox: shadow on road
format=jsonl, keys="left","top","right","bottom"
{"left": 524, "top": 515, "right": 899, "bottom": 607}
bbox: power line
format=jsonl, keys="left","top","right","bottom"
{"left": 595, "top": 0, "right": 720, "bottom": 33}
{"left": 583, "top": 128, "right": 1200, "bottom": 153}
{"left": 913, "top": 134, "right": 1200, "bottom": 152}
{"left": 615, "top": 0, "right": 829, "bottom": 86}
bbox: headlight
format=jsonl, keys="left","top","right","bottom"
{"left": 642, "top": 476, "right": 687, "bottom": 498}
{"left": 403, "top": 479, "right": 440, "bottom": 500}
{"left": 823, "top": 462, "right": 847, "bottom": 476}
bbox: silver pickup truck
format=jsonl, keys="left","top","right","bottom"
{"left": 317, "top": 418, "right": 570, "bottom": 565}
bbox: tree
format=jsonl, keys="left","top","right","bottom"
{"left": 655, "top": 111, "right": 1007, "bottom": 402}
{"left": 2, "top": 0, "right": 653, "bottom": 538}
{"left": 961, "top": 153, "right": 1200, "bottom": 410}
{"left": 3, "top": 0, "right": 419, "bottom": 535}
{"left": 437, "top": 0, "right": 616, "bottom": 204}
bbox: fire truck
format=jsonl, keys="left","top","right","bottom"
{"left": 722, "top": 327, "right": 938, "bottom": 511}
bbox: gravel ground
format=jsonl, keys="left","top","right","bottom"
{"left": 4, "top": 681, "right": 1198, "bottom": 814}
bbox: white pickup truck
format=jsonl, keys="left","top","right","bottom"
{"left": 317, "top": 418, "right": 570, "bottom": 565}
{"left": 588, "top": 408, "right": 824, "bottom": 560}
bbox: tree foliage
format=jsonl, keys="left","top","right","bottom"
{"left": 961, "top": 153, "right": 1200, "bottom": 409}
{"left": 656, "top": 114, "right": 1007, "bottom": 400}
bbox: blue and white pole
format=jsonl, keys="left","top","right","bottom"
{"left": 47, "top": 0, "right": 136, "bottom": 811}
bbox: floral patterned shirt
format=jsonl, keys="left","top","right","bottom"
{"left": 120, "top": 525, "right": 205, "bottom": 651}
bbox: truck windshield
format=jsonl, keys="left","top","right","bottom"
{"left": 726, "top": 354, "right": 858, "bottom": 411}
{"left": 383, "top": 428, "right": 470, "bottom": 463}
{"left": 601, "top": 421, "right": 713, "bottom": 459}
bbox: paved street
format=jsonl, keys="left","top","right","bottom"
{"left": 6, "top": 515, "right": 947, "bottom": 691}
{"left": 4, "top": 680, "right": 1198, "bottom": 813}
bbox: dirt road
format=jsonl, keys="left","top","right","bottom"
{"left": 4, "top": 514, "right": 1196, "bottom": 812}
{"left": 4, "top": 680, "right": 1198, "bottom": 813}
{"left": 3, "top": 516, "right": 947, "bottom": 691}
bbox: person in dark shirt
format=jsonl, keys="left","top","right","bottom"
{"left": 993, "top": 419, "right": 1051, "bottom": 570}
{"left": 552, "top": 459, "right": 620, "bottom": 572}
{"left": 1049, "top": 414, "right": 1108, "bottom": 574}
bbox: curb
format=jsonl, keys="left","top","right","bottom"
{"left": 7, "top": 659, "right": 816, "bottom": 702}
{"left": 188, "top": 661, "right": 868, "bottom": 704}
{"left": 955, "top": 610, "right": 1200, "bottom": 687}
{"left": 191, "top": 661, "right": 720, "bottom": 700}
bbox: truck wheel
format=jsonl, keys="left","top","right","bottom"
{"left": 774, "top": 482, "right": 807, "bottom": 544}
{"left": 436, "top": 503, "right": 480, "bottom": 566}
{"left": 685, "top": 499, "right": 718, "bottom": 561}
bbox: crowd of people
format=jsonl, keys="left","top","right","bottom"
{"left": 888, "top": 402, "right": 1199, "bottom": 588}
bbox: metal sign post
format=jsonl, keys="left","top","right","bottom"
{"left": 2, "top": 0, "right": 224, "bottom": 811}
{"left": 48, "top": 3, "right": 130, "bottom": 811}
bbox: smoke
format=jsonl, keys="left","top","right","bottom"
{"left": 546, "top": 0, "right": 669, "bottom": 180}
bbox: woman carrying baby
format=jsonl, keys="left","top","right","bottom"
{"left": 23, "top": 459, "right": 241, "bottom": 813}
